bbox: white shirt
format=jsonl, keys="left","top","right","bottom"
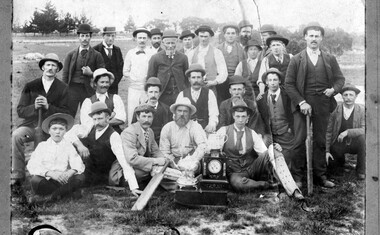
{"left": 257, "top": 53, "right": 293, "bottom": 85}
{"left": 176, "top": 88, "right": 219, "bottom": 127}
{"left": 80, "top": 92, "right": 126, "bottom": 131}
{"left": 65, "top": 124, "right": 139, "bottom": 190}
{"left": 234, "top": 58, "right": 259, "bottom": 76}
{"left": 42, "top": 77, "right": 54, "bottom": 94}
{"left": 343, "top": 105, "right": 355, "bottom": 120}
{"left": 306, "top": 47, "right": 321, "bottom": 66}
{"left": 102, "top": 41, "right": 113, "bottom": 56}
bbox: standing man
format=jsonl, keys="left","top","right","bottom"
{"left": 150, "top": 28, "right": 163, "bottom": 53}
{"left": 147, "top": 29, "right": 189, "bottom": 107}
{"left": 285, "top": 22, "right": 345, "bottom": 187}
{"left": 178, "top": 30, "right": 196, "bottom": 56}
{"left": 62, "top": 23, "right": 105, "bottom": 117}
{"left": 123, "top": 27, "right": 154, "bottom": 125}
{"left": 325, "top": 84, "right": 365, "bottom": 180}
{"left": 258, "top": 24, "right": 277, "bottom": 60}
{"left": 187, "top": 25, "right": 228, "bottom": 102}
{"left": 12, "top": 53, "right": 70, "bottom": 186}
{"left": 238, "top": 20, "right": 253, "bottom": 48}
{"left": 93, "top": 26, "right": 124, "bottom": 94}
{"left": 176, "top": 64, "right": 219, "bottom": 133}
{"left": 217, "top": 24, "right": 246, "bottom": 103}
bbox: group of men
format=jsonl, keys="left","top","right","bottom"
{"left": 11, "top": 20, "right": 365, "bottom": 203}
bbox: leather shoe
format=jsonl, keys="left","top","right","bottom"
{"left": 322, "top": 179, "right": 335, "bottom": 188}
{"left": 357, "top": 174, "right": 365, "bottom": 180}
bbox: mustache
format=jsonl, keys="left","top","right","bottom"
{"left": 193, "top": 82, "right": 202, "bottom": 86}
{"left": 152, "top": 42, "right": 161, "bottom": 48}
{"left": 142, "top": 121, "right": 152, "bottom": 125}
{"left": 149, "top": 97, "right": 158, "bottom": 101}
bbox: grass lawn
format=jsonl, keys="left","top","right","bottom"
{"left": 11, "top": 38, "right": 365, "bottom": 234}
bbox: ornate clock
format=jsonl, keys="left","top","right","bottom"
{"left": 200, "top": 150, "right": 229, "bottom": 190}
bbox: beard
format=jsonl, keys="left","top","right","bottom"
{"left": 152, "top": 42, "right": 161, "bottom": 49}
{"left": 240, "top": 35, "right": 251, "bottom": 46}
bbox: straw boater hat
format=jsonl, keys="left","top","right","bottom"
{"left": 262, "top": 68, "right": 284, "bottom": 84}
{"left": 133, "top": 27, "right": 151, "bottom": 38}
{"left": 41, "top": 113, "right": 74, "bottom": 134}
{"left": 77, "top": 24, "right": 92, "bottom": 34}
{"left": 260, "top": 24, "right": 276, "bottom": 34}
{"left": 170, "top": 97, "right": 197, "bottom": 116}
{"left": 231, "top": 99, "right": 253, "bottom": 116}
{"left": 238, "top": 20, "right": 253, "bottom": 29}
{"left": 150, "top": 28, "right": 163, "bottom": 37}
{"left": 179, "top": 30, "right": 196, "bottom": 40}
{"left": 303, "top": 22, "right": 325, "bottom": 36}
{"left": 145, "top": 77, "right": 162, "bottom": 91}
{"left": 244, "top": 39, "right": 263, "bottom": 51}
{"left": 195, "top": 25, "right": 214, "bottom": 37}
{"left": 102, "top": 26, "right": 116, "bottom": 34}
{"left": 38, "top": 53, "right": 63, "bottom": 72}
{"left": 88, "top": 101, "right": 111, "bottom": 117}
{"left": 340, "top": 83, "right": 361, "bottom": 95}
{"left": 265, "top": 35, "right": 289, "bottom": 47}
{"left": 91, "top": 68, "right": 115, "bottom": 89}
{"left": 185, "top": 63, "right": 206, "bottom": 77}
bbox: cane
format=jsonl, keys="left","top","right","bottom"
{"left": 305, "top": 114, "right": 313, "bottom": 196}
{"left": 34, "top": 108, "right": 44, "bottom": 147}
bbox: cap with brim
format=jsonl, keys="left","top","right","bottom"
{"left": 266, "top": 35, "right": 289, "bottom": 47}
{"left": 77, "top": 24, "right": 92, "bottom": 34}
{"left": 88, "top": 101, "right": 111, "bottom": 117}
{"left": 133, "top": 28, "right": 151, "bottom": 38}
{"left": 245, "top": 39, "right": 263, "bottom": 51}
{"left": 162, "top": 29, "right": 178, "bottom": 39}
{"left": 262, "top": 68, "right": 284, "bottom": 84}
{"left": 103, "top": 26, "right": 116, "bottom": 34}
{"left": 179, "top": 30, "right": 196, "bottom": 40}
{"left": 340, "top": 83, "right": 360, "bottom": 95}
{"left": 303, "top": 22, "right": 325, "bottom": 36}
{"left": 222, "top": 25, "right": 239, "bottom": 33}
{"left": 195, "top": 25, "right": 214, "bottom": 37}
{"left": 39, "top": 53, "right": 63, "bottom": 72}
{"left": 230, "top": 99, "right": 253, "bottom": 116}
{"left": 145, "top": 77, "right": 162, "bottom": 91}
{"left": 170, "top": 97, "right": 197, "bottom": 116}
{"left": 229, "top": 75, "right": 247, "bottom": 87}
{"left": 134, "top": 104, "right": 156, "bottom": 114}
{"left": 238, "top": 20, "right": 253, "bottom": 29}
{"left": 260, "top": 24, "right": 276, "bottom": 34}
{"left": 42, "top": 113, "right": 74, "bottom": 134}
{"left": 150, "top": 28, "right": 163, "bottom": 37}
{"left": 91, "top": 68, "right": 115, "bottom": 89}
{"left": 185, "top": 63, "right": 206, "bottom": 77}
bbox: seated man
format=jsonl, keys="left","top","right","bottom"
{"left": 65, "top": 101, "right": 140, "bottom": 196}
{"left": 217, "top": 99, "right": 303, "bottom": 199}
{"left": 27, "top": 113, "right": 85, "bottom": 203}
{"left": 80, "top": 68, "right": 126, "bottom": 133}
{"left": 326, "top": 84, "right": 365, "bottom": 180}
{"left": 176, "top": 64, "right": 219, "bottom": 134}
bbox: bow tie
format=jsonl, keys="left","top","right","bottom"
{"left": 311, "top": 50, "right": 321, "bottom": 55}
{"left": 136, "top": 50, "right": 145, "bottom": 55}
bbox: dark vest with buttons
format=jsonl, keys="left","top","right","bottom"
{"left": 183, "top": 87, "right": 209, "bottom": 128}
{"left": 305, "top": 55, "right": 330, "bottom": 95}
{"left": 72, "top": 50, "right": 88, "bottom": 83}
{"left": 268, "top": 93, "right": 289, "bottom": 135}
{"left": 242, "top": 59, "right": 262, "bottom": 97}
{"left": 102, "top": 48, "right": 118, "bottom": 78}
{"left": 267, "top": 54, "right": 290, "bottom": 77}
{"left": 222, "top": 44, "right": 241, "bottom": 76}
{"left": 223, "top": 125, "right": 258, "bottom": 174}
{"left": 339, "top": 108, "right": 354, "bottom": 134}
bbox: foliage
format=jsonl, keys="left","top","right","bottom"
{"left": 143, "top": 18, "right": 171, "bottom": 31}
{"left": 179, "top": 16, "right": 220, "bottom": 31}
{"left": 124, "top": 15, "right": 136, "bottom": 32}
{"left": 28, "top": 1, "right": 59, "bottom": 35}
{"left": 58, "top": 12, "right": 76, "bottom": 35}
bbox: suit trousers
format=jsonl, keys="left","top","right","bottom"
{"left": 30, "top": 174, "right": 84, "bottom": 197}
{"left": 67, "top": 83, "right": 93, "bottom": 117}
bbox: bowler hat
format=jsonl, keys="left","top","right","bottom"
{"left": 231, "top": 99, "right": 253, "bottom": 115}
{"left": 150, "top": 28, "right": 163, "bottom": 37}
{"left": 170, "top": 97, "right": 197, "bottom": 116}
{"left": 102, "top": 26, "right": 116, "bottom": 34}
{"left": 340, "top": 83, "right": 361, "bottom": 95}
{"left": 245, "top": 39, "right": 263, "bottom": 51}
{"left": 162, "top": 29, "right": 178, "bottom": 39}
{"left": 222, "top": 24, "right": 239, "bottom": 34}
{"left": 266, "top": 35, "right": 289, "bottom": 47}
{"left": 262, "top": 68, "right": 284, "bottom": 83}
{"left": 303, "top": 22, "right": 325, "bottom": 36}
{"left": 91, "top": 68, "right": 115, "bottom": 89}
{"left": 260, "top": 24, "right": 276, "bottom": 34}
{"left": 145, "top": 77, "right": 162, "bottom": 91}
{"left": 179, "top": 30, "right": 195, "bottom": 40}
{"left": 185, "top": 63, "right": 206, "bottom": 77}
{"left": 229, "top": 75, "right": 247, "bottom": 87}
{"left": 133, "top": 28, "right": 151, "bottom": 38}
{"left": 238, "top": 20, "right": 253, "bottom": 29}
{"left": 41, "top": 113, "right": 74, "bottom": 134}
{"left": 88, "top": 101, "right": 111, "bottom": 117}
{"left": 195, "top": 25, "right": 214, "bottom": 37}
{"left": 134, "top": 104, "right": 156, "bottom": 114}
{"left": 77, "top": 24, "right": 92, "bottom": 34}
{"left": 38, "top": 53, "right": 63, "bottom": 72}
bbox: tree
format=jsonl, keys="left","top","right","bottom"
{"left": 124, "top": 15, "right": 136, "bottom": 32}
{"left": 58, "top": 12, "right": 76, "bottom": 35}
{"left": 29, "top": 1, "right": 59, "bottom": 35}
{"left": 143, "top": 18, "right": 170, "bottom": 31}
{"left": 179, "top": 17, "right": 220, "bottom": 32}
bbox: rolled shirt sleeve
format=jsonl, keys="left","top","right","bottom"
{"left": 113, "top": 94, "right": 127, "bottom": 123}
{"left": 213, "top": 48, "right": 228, "bottom": 84}
{"left": 208, "top": 89, "right": 219, "bottom": 127}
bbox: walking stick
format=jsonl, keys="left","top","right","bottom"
{"left": 34, "top": 108, "right": 44, "bottom": 147}
{"left": 306, "top": 114, "right": 313, "bottom": 196}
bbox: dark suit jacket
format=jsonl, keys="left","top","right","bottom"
{"left": 62, "top": 46, "right": 105, "bottom": 93}
{"left": 93, "top": 43, "right": 124, "bottom": 92}
{"left": 17, "top": 77, "right": 70, "bottom": 127}
{"left": 285, "top": 49, "right": 345, "bottom": 112}
{"left": 147, "top": 50, "right": 189, "bottom": 93}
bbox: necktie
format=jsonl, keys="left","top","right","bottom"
{"left": 276, "top": 57, "right": 282, "bottom": 63}
{"left": 81, "top": 49, "right": 88, "bottom": 57}
{"left": 107, "top": 48, "right": 112, "bottom": 59}
{"left": 236, "top": 130, "right": 244, "bottom": 151}
{"left": 192, "top": 90, "right": 200, "bottom": 102}
{"left": 144, "top": 131, "right": 149, "bottom": 145}
{"left": 270, "top": 94, "right": 277, "bottom": 104}
{"left": 136, "top": 50, "right": 145, "bottom": 55}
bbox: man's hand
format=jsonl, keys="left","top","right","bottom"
{"left": 168, "top": 158, "right": 180, "bottom": 170}
{"left": 256, "top": 83, "right": 266, "bottom": 100}
{"left": 326, "top": 152, "right": 334, "bottom": 165}
{"left": 274, "top": 143, "right": 283, "bottom": 152}
{"left": 256, "top": 92, "right": 265, "bottom": 101}
{"left": 35, "top": 95, "right": 49, "bottom": 110}
{"left": 337, "top": 130, "right": 348, "bottom": 142}
{"left": 153, "top": 157, "right": 167, "bottom": 166}
{"left": 300, "top": 102, "right": 312, "bottom": 116}
{"left": 46, "top": 171, "right": 66, "bottom": 184}
{"left": 204, "top": 123, "right": 216, "bottom": 134}
{"left": 82, "top": 66, "right": 93, "bottom": 76}
{"left": 204, "top": 80, "right": 217, "bottom": 87}
{"left": 131, "top": 189, "right": 143, "bottom": 197}
{"left": 323, "top": 88, "right": 335, "bottom": 97}
{"left": 75, "top": 141, "right": 90, "bottom": 159}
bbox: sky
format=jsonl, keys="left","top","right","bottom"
{"left": 13, "top": 0, "right": 365, "bottom": 34}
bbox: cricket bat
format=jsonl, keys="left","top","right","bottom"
{"left": 131, "top": 161, "right": 170, "bottom": 211}
{"left": 305, "top": 114, "right": 313, "bottom": 196}
{"left": 34, "top": 108, "right": 44, "bottom": 147}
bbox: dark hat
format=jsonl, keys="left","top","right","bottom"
{"left": 231, "top": 98, "right": 253, "bottom": 115}
{"left": 88, "top": 101, "right": 111, "bottom": 117}
{"left": 262, "top": 68, "right": 284, "bottom": 83}
{"left": 229, "top": 75, "right": 247, "bottom": 87}
{"left": 41, "top": 113, "right": 74, "bottom": 134}
{"left": 260, "top": 24, "right": 276, "bottom": 34}
{"left": 162, "top": 29, "right": 178, "bottom": 39}
{"left": 150, "top": 28, "right": 163, "bottom": 37}
{"left": 77, "top": 24, "right": 92, "bottom": 34}
{"left": 170, "top": 97, "right": 197, "bottom": 116}
{"left": 145, "top": 77, "right": 162, "bottom": 91}
{"left": 238, "top": 20, "right": 253, "bottom": 29}
{"left": 340, "top": 83, "right": 360, "bottom": 95}
{"left": 195, "top": 25, "right": 214, "bottom": 37}
{"left": 91, "top": 68, "right": 115, "bottom": 89}
{"left": 266, "top": 35, "right": 289, "bottom": 47}
{"left": 185, "top": 63, "right": 206, "bottom": 77}
{"left": 134, "top": 104, "right": 156, "bottom": 114}
{"left": 102, "top": 26, "right": 116, "bottom": 34}
{"left": 303, "top": 22, "right": 325, "bottom": 36}
{"left": 245, "top": 39, "right": 263, "bottom": 51}
{"left": 179, "top": 30, "right": 196, "bottom": 40}
{"left": 222, "top": 24, "right": 239, "bottom": 33}
{"left": 133, "top": 28, "right": 151, "bottom": 38}
{"left": 38, "top": 53, "right": 63, "bottom": 72}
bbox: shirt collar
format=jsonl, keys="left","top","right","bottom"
{"left": 233, "top": 124, "right": 245, "bottom": 132}
{"left": 102, "top": 41, "right": 113, "bottom": 49}
{"left": 96, "top": 92, "right": 109, "bottom": 99}
{"left": 79, "top": 46, "right": 89, "bottom": 52}
{"left": 268, "top": 89, "right": 281, "bottom": 99}
{"left": 247, "top": 57, "right": 257, "bottom": 63}
{"left": 96, "top": 124, "right": 109, "bottom": 133}
{"left": 199, "top": 44, "right": 209, "bottom": 52}
{"left": 306, "top": 47, "right": 321, "bottom": 56}
{"left": 191, "top": 87, "right": 201, "bottom": 93}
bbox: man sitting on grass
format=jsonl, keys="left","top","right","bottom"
{"left": 27, "top": 113, "right": 85, "bottom": 203}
